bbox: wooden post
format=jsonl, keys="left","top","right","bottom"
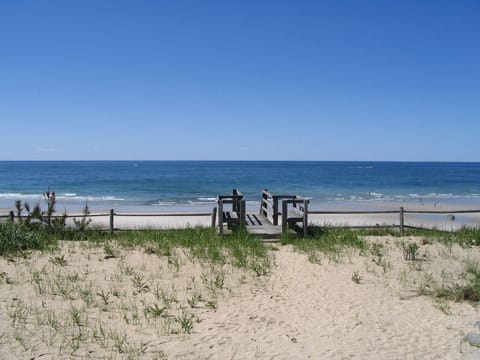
{"left": 260, "top": 189, "right": 267, "bottom": 215}
{"left": 399, "top": 206, "right": 404, "bottom": 236}
{"left": 282, "top": 200, "right": 288, "bottom": 234}
{"left": 9, "top": 211, "right": 14, "bottom": 222}
{"left": 303, "top": 200, "right": 308, "bottom": 237}
{"left": 110, "top": 209, "right": 114, "bottom": 234}
{"left": 211, "top": 207, "right": 217, "bottom": 228}
{"left": 273, "top": 196, "right": 279, "bottom": 225}
{"left": 240, "top": 199, "right": 246, "bottom": 227}
{"left": 218, "top": 200, "right": 223, "bottom": 237}
{"left": 232, "top": 189, "right": 240, "bottom": 213}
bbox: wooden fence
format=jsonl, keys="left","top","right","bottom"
{"left": 309, "top": 207, "right": 480, "bottom": 235}
{"left": 0, "top": 210, "right": 212, "bottom": 234}
{"left": 2, "top": 206, "right": 480, "bottom": 235}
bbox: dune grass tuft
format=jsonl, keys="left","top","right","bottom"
{"left": 0, "top": 222, "right": 57, "bottom": 255}
{"left": 281, "top": 227, "right": 367, "bottom": 264}
{"left": 0, "top": 223, "right": 270, "bottom": 274}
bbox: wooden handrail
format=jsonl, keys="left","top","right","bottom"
{"left": 282, "top": 198, "right": 309, "bottom": 237}
{"left": 215, "top": 189, "right": 246, "bottom": 235}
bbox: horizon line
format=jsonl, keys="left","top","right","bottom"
{"left": 0, "top": 159, "right": 479, "bottom": 164}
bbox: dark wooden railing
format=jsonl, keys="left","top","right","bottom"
{"left": 260, "top": 189, "right": 297, "bottom": 225}
{"left": 281, "top": 197, "right": 309, "bottom": 237}
{"left": 214, "top": 188, "right": 246, "bottom": 236}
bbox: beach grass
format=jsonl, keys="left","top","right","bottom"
{"left": 0, "top": 222, "right": 58, "bottom": 255}
{"left": 281, "top": 227, "right": 367, "bottom": 264}
{"left": 0, "top": 223, "right": 270, "bottom": 274}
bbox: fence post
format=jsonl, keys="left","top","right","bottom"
{"left": 303, "top": 200, "right": 308, "bottom": 237}
{"left": 260, "top": 189, "right": 268, "bottom": 217}
{"left": 399, "top": 206, "right": 404, "bottom": 236}
{"left": 9, "top": 211, "right": 14, "bottom": 222}
{"left": 282, "top": 200, "right": 288, "bottom": 234}
{"left": 273, "top": 196, "right": 279, "bottom": 225}
{"left": 211, "top": 207, "right": 217, "bottom": 228}
{"left": 110, "top": 209, "right": 114, "bottom": 234}
{"left": 240, "top": 199, "right": 246, "bottom": 227}
{"left": 218, "top": 200, "right": 223, "bottom": 237}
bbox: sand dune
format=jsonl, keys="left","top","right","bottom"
{"left": 1, "top": 235, "right": 480, "bottom": 359}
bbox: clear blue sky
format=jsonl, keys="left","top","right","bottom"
{"left": 1, "top": 0, "right": 479, "bottom": 161}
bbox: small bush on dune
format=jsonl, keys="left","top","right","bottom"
{"left": 15, "top": 191, "right": 67, "bottom": 229}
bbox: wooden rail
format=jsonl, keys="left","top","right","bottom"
{"left": 3, "top": 210, "right": 211, "bottom": 234}
{"left": 260, "top": 189, "right": 298, "bottom": 225}
{"left": 281, "top": 197, "right": 309, "bottom": 237}
{"left": 309, "top": 208, "right": 480, "bottom": 235}
{"left": 215, "top": 189, "right": 246, "bottom": 236}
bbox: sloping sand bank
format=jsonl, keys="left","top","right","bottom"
{"left": 1, "top": 237, "right": 480, "bottom": 359}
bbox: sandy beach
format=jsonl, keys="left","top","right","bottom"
{"left": 2, "top": 232, "right": 480, "bottom": 359}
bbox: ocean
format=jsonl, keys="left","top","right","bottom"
{"left": 0, "top": 161, "right": 479, "bottom": 212}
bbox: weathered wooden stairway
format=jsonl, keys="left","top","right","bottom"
{"left": 212, "top": 189, "right": 309, "bottom": 241}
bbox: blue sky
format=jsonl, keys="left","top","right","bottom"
{"left": 1, "top": 0, "right": 479, "bottom": 161}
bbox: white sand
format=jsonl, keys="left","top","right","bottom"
{"left": 2, "top": 237, "right": 480, "bottom": 358}
{"left": 85, "top": 212, "right": 212, "bottom": 229}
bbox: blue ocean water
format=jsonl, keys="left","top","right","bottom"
{"left": 0, "top": 161, "right": 479, "bottom": 212}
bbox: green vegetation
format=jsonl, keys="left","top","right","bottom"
{"left": 355, "top": 226, "right": 480, "bottom": 248}
{"left": 402, "top": 227, "right": 480, "bottom": 247}
{"left": 281, "top": 227, "right": 367, "bottom": 264}
{"left": 428, "top": 260, "right": 480, "bottom": 302}
{"left": 0, "top": 222, "right": 269, "bottom": 274}
{"left": 15, "top": 191, "right": 67, "bottom": 229}
{"left": 281, "top": 227, "right": 480, "bottom": 294}
{"left": 0, "top": 222, "right": 57, "bottom": 255}
{"left": 351, "top": 271, "right": 362, "bottom": 284}
{"left": 402, "top": 242, "right": 420, "bottom": 261}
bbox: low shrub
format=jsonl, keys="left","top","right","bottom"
{"left": 0, "top": 222, "right": 56, "bottom": 255}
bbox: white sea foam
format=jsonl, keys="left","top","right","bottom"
{"left": 56, "top": 195, "right": 125, "bottom": 201}
{"left": 0, "top": 193, "right": 42, "bottom": 199}
{"left": 0, "top": 193, "right": 124, "bottom": 202}
{"left": 152, "top": 202, "right": 178, "bottom": 206}
{"left": 196, "top": 197, "right": 216, "bottom": 201}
